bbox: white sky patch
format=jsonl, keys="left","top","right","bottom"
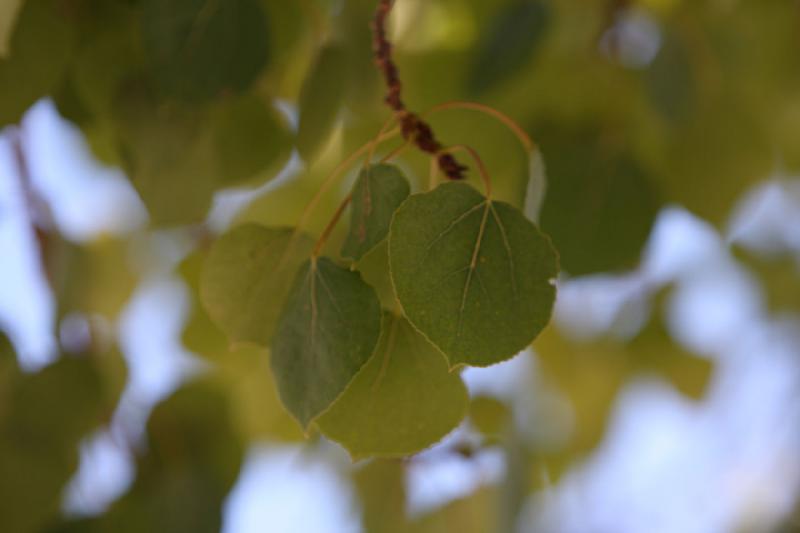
{"left": 727, "top": 177, "right": 800, "bottom": 257}
{"left": 554, "top": 272, "right": 651, "bottom": 341}
{"left": 520, "top": 202, "right": 800, "bottom": 533}
{"left": 223, "top": 444, "right": 360, "bottom": 533}
{"left": 406, "top": 427, "right": 505, "bottom": 518}
{"left": 22, "top": 100, "right": 146, "bottom": 242}
{"left": 62, "top": 430, "right": 135, "bottom": 517}
{"left": 117, "top": 275, "right": 201, "bottom": 408}
{"left": 0, "top": 128, "right": 56, "bottom": 369}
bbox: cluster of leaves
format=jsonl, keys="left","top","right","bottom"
{"left": 2, "top": 0, "right": 800, "bottom": 531}
{"left": 200, "top": 162, "right": 559, "bottom": 456}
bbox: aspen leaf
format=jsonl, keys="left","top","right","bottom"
{"left": 271, "top": 257, "right": 382, "bottom": 428}
{"left": 389, "top": 182, "right": 558, "bottom": 367}
{"left": 200, "top": 224, "right": 314, "bottom": 346}
{"left": 341, "top": 164, "right": 410, "bottom": 262}
{"left": 317, "top": 314, "right": 468, "bottom": 458}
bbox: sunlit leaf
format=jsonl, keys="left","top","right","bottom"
{"left": 317, "top": 314, "right": 468, "bottom": 458}
{"left": 200, "top": 224, "right": 314, "bottom": 346}
{"left": 141, "top": 0, "right": 269, "bottom": 101}
{"left": 341, "top": 164, "right": 410, "bottom": 262}
{"left": 223, "top": 345, "right": 304, "bottom": 442}
{"left": 389, "top": 182, "right": 558, "bottom": 367}
{"left": 180, "top": 249, "right": 231, "bottom": 360}
{"left": 271, "top": 257, "right": 382, "bottom": 428}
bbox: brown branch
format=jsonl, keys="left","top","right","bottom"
{"left": 371, "top": 0, "right": 467, "bottom": 180}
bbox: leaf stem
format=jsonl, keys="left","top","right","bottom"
{"left": 428, "top": 155, "right": 439, "bottom": 190}
{"left": 364, "top": 115, "right": 400, "bottom": 169}
{"left": 372, "top": 0, "right": 467, "bottom": 179}
{"left": 295, "top": 127, "right": 400, "bottom": 238}
{"left": 425, "top": 101, "right": 537, "bottom": 154}
{"left": 379, "top": 139, "right": 412, "bottom": 164}
{"left": 312, "top": 193, "right": 353, "bottom": 257}
{"left": 383, "top": 100, "right": 538, "bottom": 170}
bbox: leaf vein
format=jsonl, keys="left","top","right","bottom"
{"left": 490, "top": 203, "right": 518, "bottom": 296}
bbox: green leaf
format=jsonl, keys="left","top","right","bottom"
{"left": 389, "top": 182, "right": 558, "bottom": 367}
{"left": 212, "top": 94, "right": 293, "bottom": 184}
{"left": 0, "top": 0, "right": 75, "bottom": 126}
{"left": 296, "top": 44, "right": 348, "bottom": 161}
{"left": 141, "top": 0, "right": 269, "bottom": 101}
{"left": 271, "top": 257, "right": 382, "bottom": 429}
{"left": 538, "top": 122, "right": 661, "bottom": 275}
{"left": 466, "top": 0, "right": 550, "bottom": 96}
{"left": 200, "top": 224, "right": 314, "bottom": 346}
{"left": 317, "top": 314, "right": 468, "bottom": 459}
{"left": 341, "top": 164, "right": 411, "bottom": 262}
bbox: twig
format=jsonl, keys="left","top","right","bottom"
{"left": 372, "top": 0, "right": 467, "bottom": 180}
{"left": 312, "top": 193, "right": 352, "bottom": 257}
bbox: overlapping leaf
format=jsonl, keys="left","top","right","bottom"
{"left": 317, "top": 314, "right": 468, "bottom": 458}
{"left": 390, "top": 182, "right": 559, "bottom": 367}
{"left": 271, "top": 257, "right": 382, "bottom": 429}
{"left": 200, "top": 224, "right": 314, "bottom": 346}
{"left": 341, "top": 164, "right": 410, "bottom": 261}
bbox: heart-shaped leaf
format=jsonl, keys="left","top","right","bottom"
{"left": 389, "top": 182, "right": 558, "bottom": 367}
{"left": 341, "top": 164, "right": 410, "bottom": 262}
{"left": 200, "top": 224, "right": 314, "bottom": 346}
{"left": 271, "top": 257, "right": 382, "bottom": 428}
{"left": 317, "top": 313, "right": 468, "bottom": 458}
